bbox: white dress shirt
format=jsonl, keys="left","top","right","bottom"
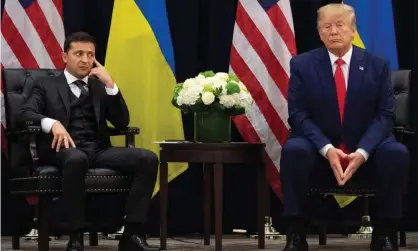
{"left": 319, "top": 46, "right": 369, "bottom": 161}
{"left": 40, "top": 69, "right": 119, "bottom": 133}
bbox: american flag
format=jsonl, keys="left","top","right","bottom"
{"left": 1, "top": 0, "right": 65, "bottom": 155}
{"left": 230, "top": 0, "right": 296, "bottom": 199}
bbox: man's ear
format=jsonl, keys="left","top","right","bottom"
{"left": 62, "top": 52, "right": 67, "bottom": 64}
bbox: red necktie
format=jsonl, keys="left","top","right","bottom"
{"left": 334, "top": 58, "right": 349, "bottom": 169}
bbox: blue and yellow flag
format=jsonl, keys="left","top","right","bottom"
{"left": 345, "top": 0, "right": 399, "bottom": 69}
{"left": 105, "top": 0, "right": 187, "bottom": 197}
{"left": 334, "top": 0, "right": 399, "bottom": 208}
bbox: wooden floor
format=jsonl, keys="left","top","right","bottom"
{"left": 2, "top": 233, "right": 418, "bottom": 250}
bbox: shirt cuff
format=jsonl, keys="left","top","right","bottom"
{"left": 41, "top": 117, "right": 58, "bottom": 133}
{"left": 319, "top": 144, "right": 334, "bottom": 158}
{"left": 356, "top": 148, "right": 369, "bottom": 161}
{"left": 105, "top": 82, "right": 119, "bottom": 95}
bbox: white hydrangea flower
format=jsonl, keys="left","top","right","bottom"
{"left": 215, "top": 72, "right": 229, "bottom": 81}
{"left": 183, "top": 78, "right": 198, "bottom": 89}
{"left": 195, "top": 74, "right": 205, "bottom": 80}
{"left": 177, "top": 86, "right": 201, "bottom": 106}
{"left": 201, "top": 92, "right": 215, "bottom": 105}
{"left": 219, "top": 95, "right": 236, "bottom": 108}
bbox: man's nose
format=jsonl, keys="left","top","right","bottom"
{"left": 330, "top": 25, "right": 338, "bottom": 34}
{"left": 80, "top": 55, "right": 88, "bottom": 62}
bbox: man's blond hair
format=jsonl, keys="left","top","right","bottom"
{"left": 317, "top": 3, "right": 357, "bottom": 30}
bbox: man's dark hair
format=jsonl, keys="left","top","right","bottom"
{"left": 63, "top": 32, "right": 96, "bottom": 53}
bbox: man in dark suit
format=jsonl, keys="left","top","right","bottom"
{"left": 20, "top": 32, "right": 159, "bottom": 251}
{"left": 280, "top": 4, "right": 409, "bottom": 251}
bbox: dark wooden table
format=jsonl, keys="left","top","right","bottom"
{"left": 158, "top": 142, "right": 268, "bottom": 251}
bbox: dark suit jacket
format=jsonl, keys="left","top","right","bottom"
{"left": 288, "top": 46, "right": 395, "bottom": 154}
{"left": 19, "top": 73, "right": 130, "bottom": 156}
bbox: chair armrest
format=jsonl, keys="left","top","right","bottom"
{"left": 108, "top": 126, "right": 139, "bottom": 148}
{"left": 108, "top": 126, "right": 140, "bottom": 136}
{"left": 393, "top": 126, "right": 415, "bottom": 136}
{"left": 5, "top": 125, "right": 41, "bottom": 137}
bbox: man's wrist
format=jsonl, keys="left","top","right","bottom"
{"left": 320, "top": 144, "right": 334, "bottom": 158}
{"left": 355, "top": 148, "right": 369, "bottom": 162}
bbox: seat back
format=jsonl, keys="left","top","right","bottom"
{"left": 2, "top": 69, "right": 63, "bottom": 175}
{"left": 392, "top": 69, "right": 411, "bottom": 129}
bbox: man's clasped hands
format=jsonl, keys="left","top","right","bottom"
{"left": 325, "top": 147, "right": 366, "bottom": 186}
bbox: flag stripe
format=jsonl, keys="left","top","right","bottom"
{"left": 277, "top": 0, "right": 294, "bottom": 34}
{"left": 230, "top": 46, "right": 288, "bottom": 145}
{"left": 37, "top": 0, "right": 65, "bottom": 47}
{"left": 24, "top": 1, "right": 64, "bottom": 68}
{"left": 231, "top": 24, "right": 289, "bottom": 127}
{"left": 266, "top": 4, "right": 296, "bottom": 56}
{"left": 5, "top": 0, "right": 55, "bottom": 68}
{"left": 52, "top": 0, "right": 64, "bottom": 20}
{"left": 236, "top": 1, "right": 289, "bottom": 99}
{"left": 1, "top": 13, "right": 39, "bottom": 68}
{"left": 240, "top": 0, "right": 293, "bottom": 76}
{"left": 1, "top": 34, "right": 23, "bottom": 68}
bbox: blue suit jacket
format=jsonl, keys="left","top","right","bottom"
{"left": 287, "top": 46, "right": 395, "bottom": 154}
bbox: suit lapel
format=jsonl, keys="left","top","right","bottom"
{"left": 315, "top": 47, "right": 341, "bottom": 123}
{"left": 344, "top": 46, "right": 365, "bottom": 127}
{"left": 88, "top": 78, "right": 102, "bottom": 125}
{"left": 56, "top": 73, "right": 71, "bottom": 118}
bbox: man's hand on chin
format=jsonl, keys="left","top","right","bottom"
{"left": 89, "top": 59, "right": 114, "bottom": 88}
{"left": 340, "top": 152, "right": 365, "bottom": 185}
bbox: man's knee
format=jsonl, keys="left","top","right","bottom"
{"left": 131, "top": 148, "right": 159, "bottom": 175}
{"left": 375, "top": 141, "right": 409, "bottom": 177}
{"left": 280, "top": 137, "right": 317, "bottom": 175}
{"left": 60, "top": 148, "right": 89, "bottom": 173}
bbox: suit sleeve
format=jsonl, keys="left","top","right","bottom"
{"left": 357, "top": 61, "right": 395, "bottom": 153}
{"left": 104, "top": 90, "right": 130, "bottom": 129}
{"left": 19, "top": 81, "right": 47, "bottom": 126}
{"left": 287, "top": 58, "right": 332, "bottom": 150}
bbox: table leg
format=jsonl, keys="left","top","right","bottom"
{"left": 257, "top": 161, "right": 267, "bottom": 249}
{"left": 203, "top": 164, "right": 213, "bottom": 245}
{"left": 160, "top": 161, "right": 168, "bottom": 250}
{"left": 213, "top": 163, "right": 223, "bottom": 251}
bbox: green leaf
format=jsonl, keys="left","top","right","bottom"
{"left": 228, "top": 73, "right": 240, "bottom": 82}
{"left": 200, "top": 70, "right": 215, "bottom": 77}
{"left": 226, "top": 81, "right": 240, "bottom": 95}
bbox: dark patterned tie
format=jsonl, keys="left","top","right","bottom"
{"left": 73, "top": 80, "right": 89, "bottom": 96}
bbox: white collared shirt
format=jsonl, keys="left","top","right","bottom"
{"left": 40, "top": 69, "right": 119, "bottom": 133}
{"left": 319, "top": 46, "right": 369, "bottom": 161}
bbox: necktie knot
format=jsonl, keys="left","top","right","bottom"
{"left": 73, "top": 80, "right": 88, "bottom": 95}
{"left": 336, "top": 58, "right": 345, "bottom": 67}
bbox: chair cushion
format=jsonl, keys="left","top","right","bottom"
{"left": 10, "top": 166, "right": 132, "bottom": 195}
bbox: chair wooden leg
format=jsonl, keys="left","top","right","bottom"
{"left": 319, "top": 224, "right": 327, "bottom": 245}
{"left": 12, "top": 235, "right": 20, "bottom": 250}
{"left": 400, "top": 229, "right": 406, "bottom": 247}
{"left": 38, "top": 198, "right": 49, "bottom": 251}
{"left": 89, "top": 232, "right": 98, "bottom": 246}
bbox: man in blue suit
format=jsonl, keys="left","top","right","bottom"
{"left": 280, "top": 3, "right": 409, "bottom": 251}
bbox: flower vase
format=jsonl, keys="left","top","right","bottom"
{"left": 194, "top": 112, "right": 231, "bottom": 142}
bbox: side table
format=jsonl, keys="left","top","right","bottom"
{"left": 158, "top": 142, "right": 268, "bottom": 251}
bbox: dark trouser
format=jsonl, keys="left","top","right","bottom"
{"left": 42, "top": 142, "right": 158, "bottom": 231}
{"left": 280, "top": 137, "right": 409, "bottom": 220}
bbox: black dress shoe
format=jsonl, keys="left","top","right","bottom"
{"left": 66, "top": 239, "right": 84, "bottom": 251}
{"left": 118, "top": 233, "right": 160, "bottom": 251}
{"left": 282, "top": 234, "right": 309, "bottom": 251}
{"left": 370, "top": 236, "right": 397, "bottom": 251}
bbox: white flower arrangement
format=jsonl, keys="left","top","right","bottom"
{"left": 172, "top": 71, "right": 253, "bottom": 115}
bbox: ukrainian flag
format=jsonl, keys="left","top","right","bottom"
{"left": 335, "top": 0, "right": 399, "bottom": 208}
{"left": 105, "top": 0, "right": 187, "bottom": 197}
